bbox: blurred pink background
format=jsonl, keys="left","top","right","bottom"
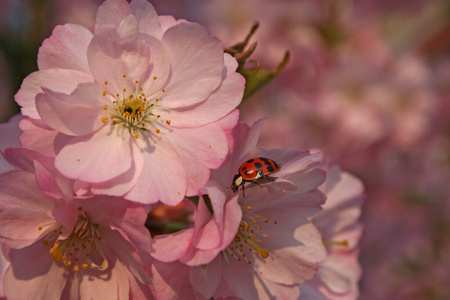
{"left": 1, "top": 0, "right": 449, "bottom": 298}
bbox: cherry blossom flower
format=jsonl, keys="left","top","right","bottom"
{"left": 15, "top": 0, "right": 244, "bottom": 205}
{"left": 300, "top": 164, "right": 364, "bottom": 300}
{"left": 151, "top": 120, "right": 327, "bottom": 299}
{"left": 0, "top": 167, "right": 153, "bottom": 299}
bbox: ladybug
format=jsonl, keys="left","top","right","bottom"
{"left": 231, "top": 157, "right": 281, "bottom": 197}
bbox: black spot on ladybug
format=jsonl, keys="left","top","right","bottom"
{"left": 267, "top": 165, "right": 274, "bottom": 172}
{"left": 242, "top": 166, "right": 247, "bottom": 171}
{"left": 247, "top": 159, "right": 255, "bottom": 163}
{"left": 254, "top": 162, "right": 263, "bottom": 169}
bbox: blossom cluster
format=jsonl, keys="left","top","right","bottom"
{"left": 0, "top": 0, "right": 365, "bottom": 299}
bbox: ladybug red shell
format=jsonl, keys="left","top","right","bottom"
{"left": 231, "top": 157, "right": 281, "bottom": 196}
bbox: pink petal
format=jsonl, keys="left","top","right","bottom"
{"left": 215, "top": 109, "right": 240, "bottom": 157}
{"left": 159, "top": 15, "right": 177, "bottom": 33}
{"left": 76, "top": 266, "right": 121, "bottom": 300}
{"left": 202, "top": 182, "right": 228, "bottom": 238}
{"left": 88, "top": 21, "right": 150, "bottom": 95}
{"left": 164, "top": 54, "right": 244, "bottom": 127}
{"left": 130, "top": 0, "right": 162, "bottom": 39}
{"left": 125, "top": 136, "right": 187, "bottom": 205}
{"left": 137, "top": 36, "right": 170, "bottom": 94}
{"left": 315, "top": 171, "right": 364, "bottom": 238}
{"left": 168, "top": 122, "right": 229, "bottom": 196}
{"left": 3, "top": 147, "right": 50, "bottom": 174}
{"left": 192, "top": 196, "right": 215, "bottom": 249}
{"left": 181, "top": 195, "right": 241, "bottom": 266}
{"left": 38, "top": 24, "right": 92, "bottom": 73}
{"left": 151, "top": 229, "right": 194, "bottom": 262}
{"left": 128, "top": 268, "right": 154, "bottom": 299}
{"left": 34, "top": 160, "right": 65, "bottom": 200}
{"left": 95, "top": 0, "right": 131, "bottom": 33}
{"left": 36, "top": 84, "right": 105, "bottom": 136}
{"left": 18, "top": 118, "right": 63, "bottom": 157}
{"left": 151, "top": 260, "right": 197, "bottom": 300}
{"left": 55, "top": 126, "right": 133, "bottom": 183}
{"left": 189, "top": 258, "right": 222, "bottom": 299}
{"left": 3, "top": 244, "right": 66, "bottom": 299}
{"left": 90, "top": 146, "right": 145, "bottom": 196}
{"left": 161, "top": 22, "right": 224, "bottom": 108}
{"left": 252, "top": 208, "right": 325, "bottom": 285}
{"left": 0, "top": 171, "right": 57, "bottom": 248}
{"left": 222, "top": 261, "right": 261, "bottom": 300}
{"left": 257, "top": 276, "right": 301, "bottom": 299}
{"left": 99, "top": 226, "right": 151, "bottom": 285}
{"left": 15, "top": 69, "right": 94, "bottom": 119}
{"left": 49, "top": 203, "right": 78, "bottom": 236}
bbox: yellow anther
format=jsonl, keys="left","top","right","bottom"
{"left": 123, "top": 74, "right": 127, "bottom": 78}
{"left": 155, "top": 98, "right": 159, "bottom": 102}
{"left": 102, "top": 90, "right": 107, "bottom": 96}
{"left": 153, "top": 76, "right": 157, "bottom": 80}
{"left": 260, "top": 249, "right": 269, "bottom": 259}
{"left": 135, "top": 133, "right": 139, "bottom": 139}
{"left": 104, "top": 81, "right": 108, "bottom": 85}
{"left": 209, "top": 145, "right": 212, "bottom": 148}
{"left": 101, "top": 116, "right": 109, "bottom": 124}
{"left": 247, "top": 206, "right": 252, "bottom": 210}
{"left": 38, "top": 226, "right": 43, "bottom": 230}
{"left": 82, "top": 264, "right": 89, "bottom": 269}
{"left": 162, "top": 89, "right": 165, "bottom": 92}
{"left": 73, "top": 265, "right": 80, "bottom": 272}
{"left": 135, "top": 80, "right": 139, "bottom": 84}
{"left": 157, "top": 115, "right": 161, "bottom": 118}
{"left": 103, "top": 104, "right": 108, "bottom": 110}
{"left": 166, "top": 120, "right": 171, "bottom": 125}
{"left": 156, "top": 129, "right": 160, "bottom": 134}
{"left": 52, "top": 249, "right": 63, "bottom": 262}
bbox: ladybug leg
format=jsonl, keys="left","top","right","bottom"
{"left": 265, "top": 176, "right": 276, "bottom": 182}
{"left": 242, "top": 185, "right": 246, "bottom": 198}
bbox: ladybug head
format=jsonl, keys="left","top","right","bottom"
{"left": 231, "top": 172, "right": 243, "bottom": 193}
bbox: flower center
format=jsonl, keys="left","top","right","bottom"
{"left": 226, "top": 205, "right": 277, "bottom": 265}
{"left": 100, "top": 75, "right": 171, "bottom": 139}
{"left": 39, "top": 207, "right": 107, "bottom": 272}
